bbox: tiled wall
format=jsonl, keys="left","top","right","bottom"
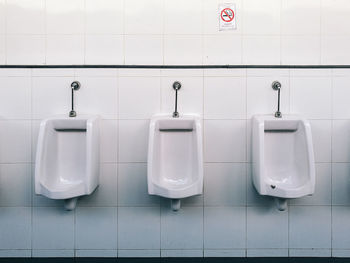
{"left": 0, "top": 0, "right": 350, "bottom": 65}
{"left": 0, "top": 67, "right": 350, "bottom": 258}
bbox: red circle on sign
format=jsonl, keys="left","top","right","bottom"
{"left": 220, "top": 8, "right": 234, "bottom": 22}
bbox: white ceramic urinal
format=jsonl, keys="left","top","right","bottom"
{"left": 252, "top": 114, "right": 315, "bottom": 211}
{"left": 147, "top": 114, "right": 203, "bottom": 211}
{"left": 35, "top": 115, "right": 100, "bottom": 210}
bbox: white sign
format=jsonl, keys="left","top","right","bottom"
{"left": 218, "top": 3, "right": 236, "bottom": 31}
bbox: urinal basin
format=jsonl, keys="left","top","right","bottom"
{"left": 35, "top": 115, "right": 100, "bottom": 200}
{"left": 252, "top": 114, "right": 315, "bottom": 199}
{"left": 147, "top": 114, "right": 203, "bottom": 199}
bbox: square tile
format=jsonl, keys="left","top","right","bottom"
{"left": 6, "top": 35, "right": 45, "bottom": 65}
{"left": 85, "top": 35, "right": 124, "bottom": 65}
{"left": 100, "top": 120, "right": 118, "bottom": 163}
{"left": 0, "top": 164, "right": 31, "bottom": 206}
{"left": 33, "top": 207, "right": 74, "bottom": 249}
{"left": 204, "top": 77, "right": 246, "bottom": 119}
{"left": 204, "top": 120, "right": 246, "bottom": 162}
{"left": 75, "top": 250, "right": 117, "bottom": 257}
{"left": 321, "top": 37, "right": 350, "bottom": 65}
{"left": 75, "top": 76, "right": 118, "bottom": 118}
{"left": 118, "top": 250, "right": 159, "bottom": 257}
{"left": 33, "top": 250, "right": 74, "bottom": 257}
{"left": 6, "top": 0, "right": 45, "bottom": 34}
{"left": 85, "top": 0, "right": 123, "bottom": 34}
{"left": 161, "top": 250, "right": 203, "bottom": 257}
{"left": 119, "top": 77, "right": 160, "bottom": 119}
{"left": 0, "top": 121, "right": 31, "bottom": 163}
{"left": 290, "top": 76, "right": 332, "bottom": 119}
{"left": 78, "top": 164, "right": 117, "bottom": 207}
{"left": 247, "top": 206, "right": 288, "bottom": 248}
{"left": 321, "top": 0, "right": 350, "bottom": 35}
{"left": 161, "top": 206, "right": 203, "bottom": 249}
{"left": 204, "top": 250, "right": 246, "bottom": 257}
{"left": 333, "top": 77, "right": 350, "bottom": 119}
{"left": 289, "top": 206, "right": 331, "bottom": 248}
{"left": 204, "top": 163, "right": 246, "bottom": 206}
{"left": 164, "top": 36, "right": 202, "bottom": 65}
{"left": 247, "top": 249, "right": 288, "bottom": 257}
{"left": 161, "top": 76, "right": 203, "bottom": 116}
{"left": 118, "top": 207, "right": 160, "bottom": 249}
{"left": 243, "top": 36, "right": 280, "bottom": 65}
{"left": 332, "top": 163, "right": 350, "bottom": 205}
{"left": 0, "top": 77, "right": 31, "bottom": 119}
{"left": 332, "top": 120, "right": 350, "bottom": 162}
{"left": 204, "top": 207, "right": 246, "bottom": 249}
{"left": 118, "top": 120, "right": 149, "bottom": 162}
{"left": 332, "top": 206, "right": 350, "bottom": 249}
{"left": 125, "top": 35, "right": 163, "bottom": 65}
{"left": 124, "top": 0, "right": 162, "bottom": 34}
{"left": 0, "top": 207, "right": 31, "bottom": 249}
{"left": 46, "top": 0, "right": 84, "bottom": 34}
{"left": 75, "top": 207, "right": 117, "bottom": 249}
{"left": 164, "top": 0, "right": 202, "bottom": 34}
{"left": 118, "top": 163, "right": 159, "bottom": 206}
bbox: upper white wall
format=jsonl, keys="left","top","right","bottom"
{"left": 0, "top": 0, "right": 350, "bottom": 65}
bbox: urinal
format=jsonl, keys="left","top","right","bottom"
{"left": 252, "top": 114, "right": 315, "bottom": 210}
{"left": 147, "top": 114, "right": 203, "bottom": 211}
{"left": 35, "top": 115, "right": 100, "bottom": 210}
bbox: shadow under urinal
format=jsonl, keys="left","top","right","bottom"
{"left": 252, "top": 114, "right": 316, "bottom": 211}
{"left": 35, "top": 115, "right": 100, "bottom": 210}
{"left": 147, "top": 114, "right": 204, "bottom": 211}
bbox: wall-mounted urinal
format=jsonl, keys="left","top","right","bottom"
{"left": 147, "top": 81, "right": 203, "bottom": 211}
{"left": 252, "top": 81, "right": 315, "bottom": 211}
{"left": 35, "top": 82, "right": 100, "bottom": 210}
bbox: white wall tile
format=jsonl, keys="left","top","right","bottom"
{"left": 247, "top": 207, "right": 288, "bottom": 248}
{"left": 85, "top": 35, "right": 124, "bottom": 65}
{"left": 204, "top": 163, "right": 246, "bottom": 206}
{"left": 33, "top": 250, "right": 74, "bottom": 257}
{"left": 46, "top": 35, "right": 84, "bottom": 65}
{"left": 289, "top": 249, "right": 331, "bottom": 257}
{"left": 332, "top": 163, "right": 350, "bottom": 205}
{"left": 243, "top": 0, "right": 281, "bottom": 35}
{"left": 321, "top": 0, "right": 350, "bottom": 35}
{"left": 332, "top": 120, "right": 350, "bottom": 162}
{"left": 118, "top": 120, "right": 149, "bottom": 162}
{"left": 6, "top": 0, "right": 45, "bottom": 34}
{"left": 118, "top": 163, "right": 160, "bottom": 206}
{"left": 281, "top": 0, "right": 321, "bottom": 35}
{"left": 32, "top": 207, "right": 74, "bottom": 249}
{"left": 204, "top": 76, "right": 245, "bottom": 119}
{"left": 118, "top": 250, "right": 159, "bottom": 258}
{"left": 332, "top": 207, "right": 350, "bottom": 249}
{"left": 46, "top": 0, "right": 84, "bottom": 34}
{"left": 290, "top": 76, "right": 332, "bottom": 119}
{"left": 99, "top": 120, "right": 118, "bottom": 163}
{"left": 75, "top": 76, "right": 118, "bottom": 118}
{"left": 289, "top": 206, "right": 331, "bottom": 248}
{"left": 125, "top": 35, "right": 163, "bottom": 65}
{"left": 204, "top": 207, "right": 246, "bottom": 249}
{"left": 85, "top": 0, "right": 124, "bottom": 34}
{"left": 0, "top": 164, "right": 31, "bottom": 206}
{"left": 6, "top": 35, "right": 45, "bottom": 65}
{"left": 309, "top": 120, "right": 332, "bottom": 163}
{"left": 164, "top": 36, "right": 202, "bottom": 65}
{"left": 118, "top": 207, "right": 160, "bottom": 249}
{"left": 0, "top": 207, "right": 31, "bottom": 249}
{"left": 0, "top": 35, "right": 5, "bottom": 64}
{"left": 161, "top": 206, "right": 203, "bottom": 249}
{"left": 125, "top": 0, "right": 163, "bottom": 34}
{"left": 333, "top": 77, "right": 350, "bottom": 119}
{"left": 75, "top": 207, "right": 117, "bottom": 249}
{"left": 0, "top": 77, "right": 31, "bottom": 119}
{"left": 76, "top": 250, "right": 117, "bottom": 257}
{"left": 119, "top": 77, "right": 160, "bottom": 119}
{"left": 321, "top": 37, "right": 350, "bottom": 65}
{"left": 204, "top": 120, "right": 246, "bottom": 162}
{"left": 204, "top": 249, "right": 246, "bottom": 257}
{"left": 164, "top": 0, "right": 202, "bottom": 34}
{"left": 281, "top": 36, "right": 320, "bottom": 65}
{"left": 247, "top": 249, "right": 288, "bottom": 257}
{"left": 242, "top": 36, "right": 281, "bottom": 65}
{"left": 161, "top": 76, "right": 203, "bottom": 116}
{"left": 0, "top": 0, "right": 5, "bottom": 34}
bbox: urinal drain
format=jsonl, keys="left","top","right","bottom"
{"left": 271, "top": 185, "right": 276, "bottom": 189}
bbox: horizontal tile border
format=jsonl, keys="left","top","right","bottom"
{"left": 0, "top": 65, "right": 350, "bottom": 69}
{"left": 0, "top": 258, "right": 349, "bottom": 263}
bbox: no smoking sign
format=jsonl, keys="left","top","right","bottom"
{"left": 219, "top": 3, "right": 236, "bottom": 31}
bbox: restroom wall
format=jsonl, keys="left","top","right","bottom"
{"left": 0, "top": 67, "right": 349, "bottom": 258}
{"left": 0, "top": 0, "right": 350, "bottom": 65}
